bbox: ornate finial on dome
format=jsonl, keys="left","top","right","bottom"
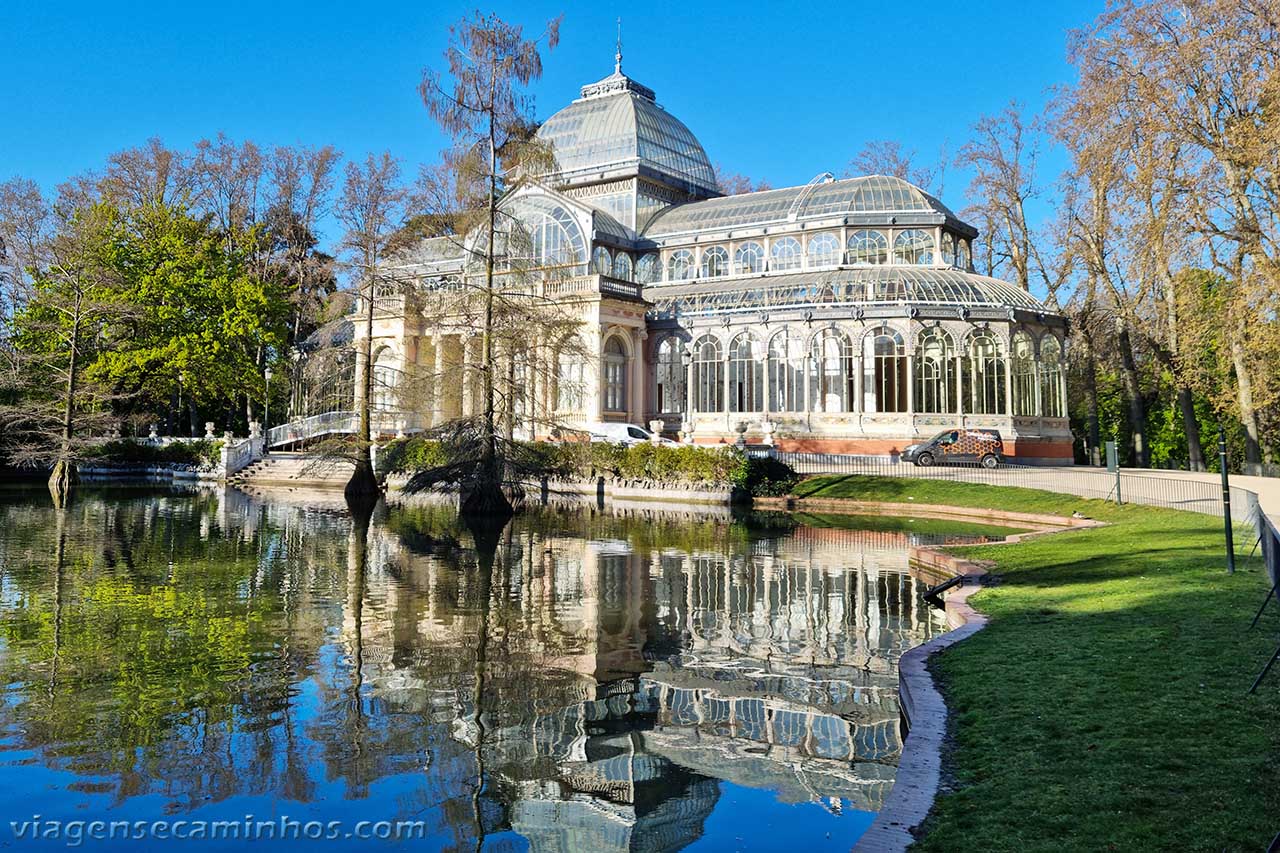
{"left": 615, "top": 18, "right": 622, "bottom": 74}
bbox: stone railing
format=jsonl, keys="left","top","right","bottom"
{"left": 219, "top": 424, "right": 263, "bottom": 477}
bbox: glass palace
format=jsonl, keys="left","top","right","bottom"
{"left": 346, "top": 58, "right": 1070, "bottom": 461}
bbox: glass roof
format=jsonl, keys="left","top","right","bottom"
{"left": 646, "top": 267, "right": 1051, "bottom": 317}
{"left": 592, "top": 207, "right": 634, "bottom": 243}
{"left": 537, "top": 71, "right": 718, "bottom": 195}
{"left": 643, "top": 175, "right": 961, "bottom": 237}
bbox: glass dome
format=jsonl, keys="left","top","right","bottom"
{"left": 537, "top": 68, "right": 718, "bottom": 196}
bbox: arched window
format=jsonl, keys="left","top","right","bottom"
{"left": 810, "top": 328, "right": 856, "bottom": 413}
{"left": 612, "top": 252, "right": 632, "bottom": 281}
{"left": 516, "top": 199, "right": 587, "bottom": 270}
{"left": 862, "top": 327, "right": 906, "bottom": 413}
{"left": 735, "top": 241, "right": 765, "bottom": 274}
{"left": 964, "top": 331, "right": 1006, "bottom": 414}
{"left": 592, "top": 246, "right": 612, "bottom": 275}
{"left": 915, "top": 329, "right": 957, "bottom": 413}
{"left": 1040, "top": 335, "right": 1066, "bottom": 418}
{"left": 940, "top": 233, "right": 956, "bottom": 266}
{"left": 1011, "top": 331, "right": 1036, "bottom": 416}
{"left": 668, "top": 249, "right": 695, "bottom": 281}
{"left": 701, "top": 245, "right": 730, "bottom": 278}
{"left": 807, "top": 233, "right": 840, "bottom": 268}
{"left": 556, "top": 343, "right": 586, "bottom": 412}
{"left": 893, "top": 229, "right": 935, "bottom": 265}
{"left": 770, "top": 236, "right": 802, "bottom": 272}
{"left": 958, "top": 239, "right": 972, "bottom": 271}
{"left": 767, "top": 329, "right": 804, "bottom": 412}
{"left": 603, "top": 336, "right": 628, "bottom": 413}
{"left": 636, "top": 253, "right": 660, "bottom": 283}
{"left": 655, "top": 336, "right": 685, "bottom": 414}
{"left": 371, "top": 347, "right": 398, "bottom": 412}
{"left": 692, "top": 334, "right": 724, "bottom": 413}
{"left": 729, "top": 332, "right": 763, "bottom": 413}
{"left": 847, "top": 230, "right": 888, "bottom": 265}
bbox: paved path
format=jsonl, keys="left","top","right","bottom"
{"left": 786, "top": 456, "right": 1280, "bottom": 529}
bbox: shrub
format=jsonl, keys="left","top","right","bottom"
{"left": 378, "top": 437, "right": 448, "bottom": 475}
{"left": 378, "top": 434, "right": 797, "bottom": 495}
{"left": 83, "top": 439, "right": 222, "bottom": 470}
{"left": 731, "top": 453, "right": 800, "bottom": 497}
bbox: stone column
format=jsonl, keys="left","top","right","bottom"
{"left": 461, "top": 336, "right": 474, "bottom": 418}
{"left": 632, "top": 328, "right": 647, "bottom": 424}
{"left": 431, "top": 335, "right": 444, "bottom": 426}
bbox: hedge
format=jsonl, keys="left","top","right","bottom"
{"left": 379, "top": 437, "right": 797, "bottom": 497}
{"left": 83, "top": 439, "right": 222, "bottom": 470}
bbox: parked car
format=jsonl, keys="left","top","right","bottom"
{"left": 584, "top": 422, "right": 677, "bottom": 447}
{"left": 902, "top": 429, "right": 1004, "bottom": 468}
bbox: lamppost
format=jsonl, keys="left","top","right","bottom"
{"left": 264, "top": 367, "right": 273, "bottom": 456}
{"left": 178, "top": 372, "right": 188, "bottom": 436}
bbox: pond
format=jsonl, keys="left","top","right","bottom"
{"left": 0, "top": 485, "right": 1012, "bottom": 851}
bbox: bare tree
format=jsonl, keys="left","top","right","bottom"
{"left": 713, "top": 163, "right": 771, "bottom": 195}
{"left": 846, "top": 139, "right": 945, "bottom": 194}
{"left": 269, "top": 145, "right": 341, "bottom": 345}
{"left": 1, "top": 194, "right": 128, "bottom": 503}
{"left": 0, "top": 177, "right": 50, "bottom": 328}
{"left": 100, "top": 138, "right": 196, "bottom": 210}
{"left": 335, "top": 153, "right": 408, "bottom": 501}
{"left": 1068, "top": 0, "right": 1280, "bottom": 468}
{"left": 418, "top": 11, "right": 561, "bottom": 518}
{"left": 957, "top": 103, "right": 1044, "bottom": 294}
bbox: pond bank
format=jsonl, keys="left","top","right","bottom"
{"left": 793, "top": 475, "right": 1280, "bottom": 852}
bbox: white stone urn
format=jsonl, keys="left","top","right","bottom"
{"left": 648, "top": 419, "right": 666, "bottom": 444}
{"left": 761, "top": 418, "right": 776, "bottom": 447}
{"left": 204, "top": 422, "right": 216, "bottom": 439}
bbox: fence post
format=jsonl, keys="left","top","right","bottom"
{"left": 1219, "top": 426, "right": 1235, "bottom": 574}
{"left": 1106, "top": 441, "right": 1122, "bottom": 505}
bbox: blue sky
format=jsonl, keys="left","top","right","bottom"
{"left": 1, "top": 0, "right": 1101, "bottom": 248}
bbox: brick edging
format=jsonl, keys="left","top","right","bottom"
{"left": 853, "top": 549, "right": 988, "bottom": 852}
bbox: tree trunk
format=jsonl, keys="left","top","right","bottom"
{"left": 1177, "top": 385, "right": 1205, "bottom": 471}
{"left": 49, "top": 301, "right": 82, "bottom": 505}
{"left": 464, "top": 71, "right": 512, "bottom": 520}
{"left": 1081, "top": 330, "right": 1102, "bottom": 466}
{"left": 346, "top": 269, "right": 380, "bottom": 501}
{"left": 1229, "top": 332, "right": 1263, "bottom": 470}
{"left": 1115, "top": 317, "right": 1149, "bottom": 468}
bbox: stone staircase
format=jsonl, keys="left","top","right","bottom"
{"left": 229, "top": 451, "right": 355, "bottom": 489}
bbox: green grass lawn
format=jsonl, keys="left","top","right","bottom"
{"left": 795, "top": 475, "right": 1280, "bottom": 852}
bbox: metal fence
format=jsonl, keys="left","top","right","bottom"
{"left": 755, "top": 449, "right": 1263, "bottom": 522}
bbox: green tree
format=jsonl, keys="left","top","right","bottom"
{"left": 86, "top": 202, "right": 291, "bottom": 435}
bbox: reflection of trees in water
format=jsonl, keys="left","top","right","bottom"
{"left": 0, "top": 488, "right": 948, "bottom": 850}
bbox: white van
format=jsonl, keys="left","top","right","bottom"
{"left": 585, "top": 422, "right": 677, "bottom": 447}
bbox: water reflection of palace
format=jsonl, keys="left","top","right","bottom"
{"left": 0, "top": 486, "right": 956, "bottom": 853}
{"left": 352, "top": 499, "right": 947, "bottom": 850}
